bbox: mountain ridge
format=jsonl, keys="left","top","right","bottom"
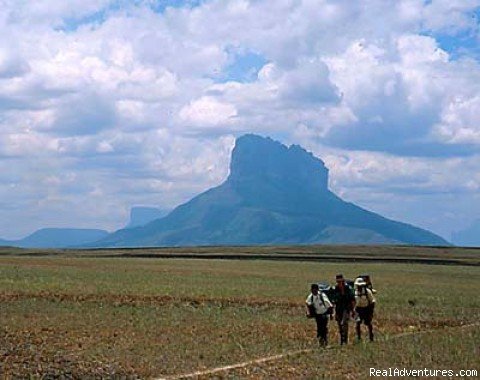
{"left": 92, "top": 134, "right": 448, "bottom": 247}
{"left": 125, "top": 207, "right": 169, "bottom": 229}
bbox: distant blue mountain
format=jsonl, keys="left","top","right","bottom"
{"left": 93, "top": 134, "right": 448, "bottom": 247}
{"left": 126, "top": 207, "right": 169, "bottom": 229}
{"left": 0, "top": 207, "right": 169, "bottom": 249}
{"left": 0, "top": 228, "right": 109, "bottom": 248}
{"left": 452, "top": 220, "right": 480, "bottom": 247}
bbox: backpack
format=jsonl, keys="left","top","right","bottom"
{"left": 317, "top": 281, "right": 335, "bottom": 302}
{"left": 317, "top": 282, "right": 334, "bottom": 315}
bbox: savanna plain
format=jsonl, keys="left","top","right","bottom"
{"left": 0, "top": 246, "right": 479, "bottom": 379}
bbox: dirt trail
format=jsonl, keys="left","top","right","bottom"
{"left": 157, "top": 322, "right": 480, "bottom": 380}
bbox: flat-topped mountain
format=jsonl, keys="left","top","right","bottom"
{"left": 0, "top": 228, "right": 109, "bottom": 248}
{"left": 93, "top": 134, "right": 448, "bottom": 247}
{"left": 229, "top": 135, "right": 329, "bottom": 194}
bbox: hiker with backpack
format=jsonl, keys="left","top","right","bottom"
{"left": 330, "top": 274, "right": 355, "bottom": 345}
{"left": 306, "top": 283, "right": 334, "bottom": 346}
{"left": 359, "top": 273, "right": 377, "bottom": 294}
{"left": 354, "top": 277, "right": 376, "bottom": 341}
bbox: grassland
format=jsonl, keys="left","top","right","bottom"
{"left": 0, "top": 247, "right": 479, "bottom": 378}
{"left": 1, "top": 244, "right": 479, "bottom": 265}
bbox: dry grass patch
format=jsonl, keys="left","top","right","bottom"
{"left": 0, "top": 256, "right": 479, "bottom": 378}
{"left": 218, "top": 324, "right": 480, "bottom": 379}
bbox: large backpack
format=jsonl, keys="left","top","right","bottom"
{"left": 318, "top": 282, "right": 335, "bottom": 315}
{"left": 346, "top": 279, "right": 355, "bottom": 291}
{"left": 318, "top": 280, "right": 354, "bottom": 300}
{"left": 316, "top": 281, "right": 334, "bottom": 300}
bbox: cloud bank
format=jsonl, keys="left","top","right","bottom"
{"left": 1, "top": 0, "right": 479, "bottom": 240}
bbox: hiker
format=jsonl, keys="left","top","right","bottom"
{"left": 360, "top": 274, "right": 377, "bottom": 294}
{"left": 306, "top": 283, "right": 334, "bottom": 346}
{"left": 358, "top": 274, "right": 376, "bottom": 317}
{"left": 354, "top": 277, "right": 376, "bottom": 341}
{"left": 330, "top": 274, "right": 355, "bottom": 345}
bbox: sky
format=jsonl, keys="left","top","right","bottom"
{"left": 0, "top": 0, "right": 479, "bottom": 241}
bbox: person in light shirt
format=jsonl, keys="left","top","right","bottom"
{"left": 354, "top": 277, "right": 376, "bottom": 341}
{"left": 306, "top": 283, "right": 334, "bottom": 346}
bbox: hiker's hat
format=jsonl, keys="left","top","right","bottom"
{"left": 354, "top": 277, "right": 367, "bottom": 287}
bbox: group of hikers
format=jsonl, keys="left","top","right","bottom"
{"left": 306, "top": 273, "right": 376, "bottom": 346}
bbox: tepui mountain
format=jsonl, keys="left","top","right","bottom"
{"left": 0, "top": 206, "right": 168, "bottom": 249}
{"left": 0, "top": 228, "right": 109, "bottom": 249}
{"left": 92, "top": 134, "right": 448, "bottom": 247}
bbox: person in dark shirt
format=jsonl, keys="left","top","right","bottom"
{"left": 330, "top": 274, "right": 356, "bottom": 345}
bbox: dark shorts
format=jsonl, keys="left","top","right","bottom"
{"left": 356, "top": 305, "right": 374, "bottom": 324}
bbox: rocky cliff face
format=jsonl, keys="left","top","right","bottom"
{"left": 228, "top": 134, "right": 329, "bottom": 193}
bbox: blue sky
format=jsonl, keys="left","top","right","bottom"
{"left": 0, "top": 0, "right": 479, "bottom": 241}
{"left": 221, "top": 50, "right": 267, "bottom": 83}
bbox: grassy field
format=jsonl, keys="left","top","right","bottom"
{"left": 2, "top": 244, "right": 479, "bottom": 265}
{"left": 0, "top": 247, "right": 479, "bottom": 378}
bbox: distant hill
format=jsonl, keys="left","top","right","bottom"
{"left": 452, "top": 220, "right": 480, "bottom": 247}
{"left": 125, "top": 207, "right": 169, "bottom": 229}
{"left": 93, "top": 134, "right": 448, "bottom": 247}
{"left": 0, "top": 238, "right": 12, "bottom": 247}
{"left": 0, "top": 228, "right": 109, "bottom": 248}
